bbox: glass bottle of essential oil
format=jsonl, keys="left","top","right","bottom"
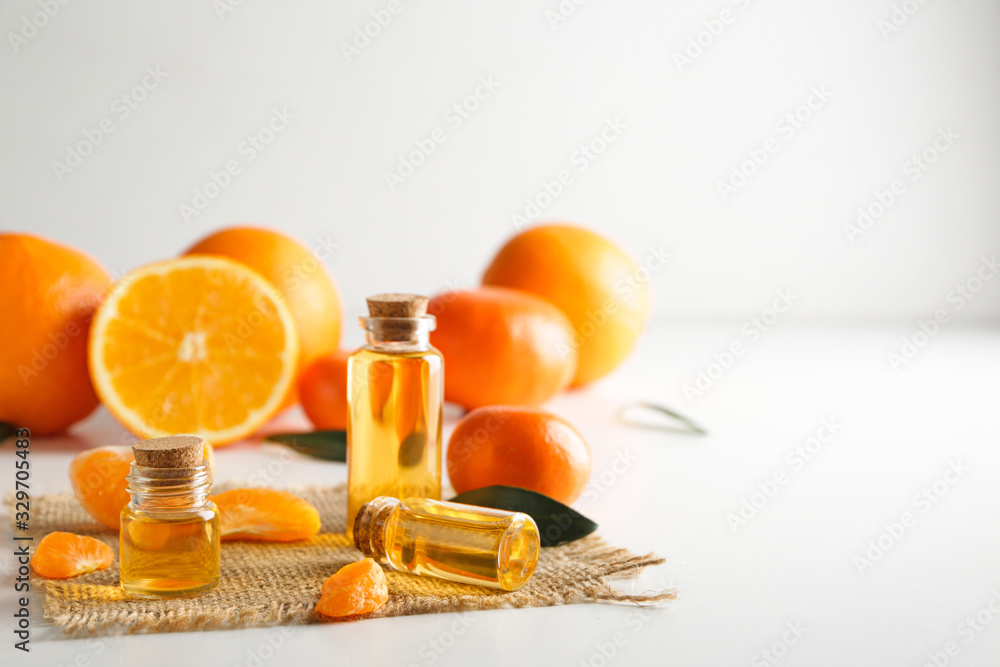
{"left": 353, "top": 496, "right": 540, "bottom": 591}
{"left": 119, "top": 435, "right": 220, "bottom": 599}
{"left": 347, "top": 294, "right": 444, "bottom": 534}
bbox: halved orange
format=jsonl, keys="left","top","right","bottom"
{"left": 89, "top": 256, "right": 299, "bottom": 446}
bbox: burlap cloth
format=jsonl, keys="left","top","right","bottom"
{"left": 9, "top": 483, "right": 674, "bottom": 636}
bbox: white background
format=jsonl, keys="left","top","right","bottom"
{"left": 2, "top": 1, "right": 1000, "bottom": 666}
{"left": 3, "top": 0, "right": 999, "bottom": 330}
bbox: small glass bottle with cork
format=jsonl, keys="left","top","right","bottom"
{"left": 353, "top": 496, "right": 540, "bottom": 591}
{"left": 347, "top": 293, "right": 444, "bottom": 534}
{"left": 119, "top": 435, "right": 221, "bottom": 599}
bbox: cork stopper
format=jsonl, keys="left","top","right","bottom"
{"left": 368, "top": 293, "right": 427, "bottom": 342}
{"left": 353, "top": 497, "right": 399, "bottom": 563}
{"left": 132, "top": 435, "right": 206, "bottom": 468}
{"left": 366, "top": 294, "right": 428, "bottom": 318}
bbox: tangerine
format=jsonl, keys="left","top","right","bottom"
{"left": 446, "top": 406, "right": 592, "bottom": 504}
{"left": 428, "top": 287, "right": 576, "bottom": 410}
{"left": 298, "top": 349, "right": 351, "bottom": 430}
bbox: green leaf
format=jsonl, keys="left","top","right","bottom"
{"left": 0, "top": 422, "right": 15, "bottom": 446}
{"left": 616, "top": 401, "right": 707, "bottom": 436}
{"left": 450, "top": 485, "right": 598, "bottom": 547}
{"left": 265, "top": 431, "right": 346, "bottom": 461}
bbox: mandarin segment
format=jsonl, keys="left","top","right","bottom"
{"left": 211, "top": 488, "right": 321, "bottom": 542}
{"left": 88, "top": 256, "right": 299, "bottom": 446}
{"left": 31, "top": 532, "right": 114, "bottom": 579}
{"left": 315, "top": 558, "right": 389, "bottom": 618}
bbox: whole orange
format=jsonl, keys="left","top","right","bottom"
{"left": 447, "top": 406, "right": 591, "bottom": 504}
{"left": 482, "top": 224, "right": 653, "bottom": 386}
{"left": 0, "top": 233, "right": 112, "bottom": 434}
{"left": 298, "top": 349, "right": 351, "bottom": 430}
{"left": 184, "top": 226, "right": 342, "bottom": 403}
{"left": 429, "top": 287, "right": 576, "bottom": 410}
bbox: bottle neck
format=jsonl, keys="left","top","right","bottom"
{"left": 126, "top": 462, "right": 213, "bottom": 514}
{"left": 361, "top": 316, "right": 435, "bottom": 353}
{"left": 353, "top": 496, "right": 399, "bottom": 563}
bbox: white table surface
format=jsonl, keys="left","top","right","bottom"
{"left": 3, "top": 323, "right": 999, "bottom": 667}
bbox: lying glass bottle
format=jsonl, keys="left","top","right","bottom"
{"left": 353, "top": 496, "right": 540, "bottom": 591}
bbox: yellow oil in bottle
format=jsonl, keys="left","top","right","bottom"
{"left": 119, "top": 435, "right": 221, "bottom": 599}
{"left": 354, "top": 497, "right": 540, "bottom": 591}
{"left": 119, "top": 510, "right": 220, "bottom": 599}
{"left": 347, "top": 347, "right": 443, "bottom": 533}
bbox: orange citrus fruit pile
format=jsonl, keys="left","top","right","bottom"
{"left": 483, "top": 223, "right": 652, "bottom": 386}
{"left": 315, "top": 558, "right": 389, "bottom": 618}
{"left": 211, "top": 488, "right": 321, "bottom": 542}
{"left": 31, "top": 532, "right": 114, "bottom": 579}
{"left": 88, "top": 256, "right": 299, "bottom": 446}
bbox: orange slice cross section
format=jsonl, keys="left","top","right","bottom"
{"left": 89, "top": 256, "right": 299, "bottom": 445}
